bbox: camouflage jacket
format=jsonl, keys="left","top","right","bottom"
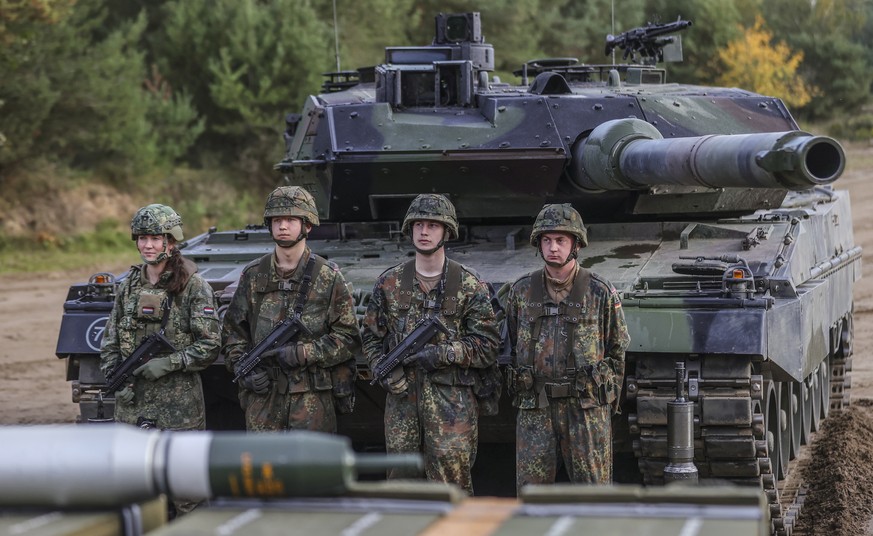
{"left": 362, "top": 259, "right": 499, "bottom": 386}
{"left": 99, "top": 259, "right": 220, "bottom": 429}
{"left": 222, "top": 247, "right": 361, "bottom": 392}
{"left": 505, "top": 263, "right": 630, "bottom": 411}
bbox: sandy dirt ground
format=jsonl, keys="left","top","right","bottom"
{"left": 1, "top": 146, "right": 871, "bottom": 532}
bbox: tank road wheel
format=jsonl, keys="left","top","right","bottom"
{"left": 788, "top": 381, "right": 802, "bottom": 459}
{"left": 831, "top": 312, "right": 853, "bottom": 410}
{"left": 763, "top": 381, "right": 784, "bottom": 481}
{"left": 800, "top": 374, "right": 814, "bottom": 445}
{"left": 820, "top": 354, "right": 831, "bottom": 419}
{"left": 810, "top": 363, "right": 824, "bottom": 432}
{"left": 776, "top": 382, "right": 791, "bottom": 478}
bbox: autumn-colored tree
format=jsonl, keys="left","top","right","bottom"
{"left": 714, "top": 15, "right": 815, "bottom": 108}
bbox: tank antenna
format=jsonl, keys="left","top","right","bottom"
{"left": 610, "top": 0, "right": 616, "bottom": 64}
{"left": 332, "top": 0, "right": 341, "bottom": 71}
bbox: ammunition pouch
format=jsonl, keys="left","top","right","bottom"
{"left": 576, "top": 362, "right": 619, "bottom": 413}
{"left": 472, "top": 364, "right": 502, "bottom": 416}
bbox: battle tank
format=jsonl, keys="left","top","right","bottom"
{"left": 55, "top": 12, "right": 857, "bottom": 536}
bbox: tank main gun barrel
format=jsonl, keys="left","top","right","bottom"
{"left": 571, "top": 118, "right": 846, "bottom": 192}
{"left": 0, "top": 425, "right": 422, "bottom": 507}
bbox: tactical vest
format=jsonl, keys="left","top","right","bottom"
{"left": 248, "top": 253, "right": 356, "bottom": 413}
{"left": 397, "top": 258, "right": 501, "bottom": 416}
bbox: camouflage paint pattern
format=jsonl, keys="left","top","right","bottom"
{"left": 362, "top": 261, "right": 499, "bottom": 494}
{"left": 99, "top": 259, "right": 220, "bottom": 430}
{"left": 222, "top": 247, "right": 361, "bottom": 432}
{"left": 504, "top": 261, "right": 629, "bottom": 490}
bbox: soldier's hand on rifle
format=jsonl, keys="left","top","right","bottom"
{"left": 379, "top": 367, "right": 408, "bottom": 395}
{"left": 133, "top": 356, "right": 180, "bottom": 381}
{"left": 263, "top": 342, "right": 310, "bottom": 371}
{"left": 115, "top": 384, "right": 135, "bottom": 405}
{"left": 239, "top": 367, "right": 271, "bottom": 395}
{"left": 405, "top": 344, "right": 456, "bottom": 372}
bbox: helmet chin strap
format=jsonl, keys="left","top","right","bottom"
{"left": 141, "top": 236, "right": 171, "bottom": 265}
{"left": 414, "top": 238, "right": 445, "bottom": 256}
{"left": 271, "top": 219, "right": 308, "bottom": 248}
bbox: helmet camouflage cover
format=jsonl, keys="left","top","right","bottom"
{"left": 530, "top": 203, "right": 588, "bottom": 247}
{"left": 263, "top": 186, "right": 320, "bottom": 226}
{"left": 401, "top": 194, "right": 459, "bottom": 240}
{"left": 130, "top": 204, "right": 184, "bottom": 241}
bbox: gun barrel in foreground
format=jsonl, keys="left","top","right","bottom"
{"left": 0, "top": 425, "right": 422, "bottom": 507}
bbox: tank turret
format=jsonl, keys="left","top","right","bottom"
{"left": 277, "top": 13, "right": 845, "bottom": 223}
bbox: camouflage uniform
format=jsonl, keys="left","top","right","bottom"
{"left": 362, "top": 194, "right": 500, "bottom": 494}
{"left": 504, "top": 204, "right": 630, "bottom": 492}
{"left": 222, "top": 186, "right": 361, "bottom": 432}
{"left": 100, "top": 206, "right": 220, "bottom": 431}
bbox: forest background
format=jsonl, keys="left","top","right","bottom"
{"left": 1, "top": 0, "right": 872, "bottom": 272}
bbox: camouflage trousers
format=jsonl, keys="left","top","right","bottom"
{"left": 516, "top": 399, "right": 612, "bottom": 493}
{"left": 384, "top": 372, "right": 478, "bottom": 494}
{"left": 240, "top": 387, "right": 336, "bottom": 432}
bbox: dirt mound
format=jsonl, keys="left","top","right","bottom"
{"left": 794, "top": 400, "right": 873, "bottom": 535}
{"left": 0, "top": 181, "right": 138, "bottom": 238}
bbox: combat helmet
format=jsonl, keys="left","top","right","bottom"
{"left": 401, "top": 194, "right": 459, "bottom": 240}
{"left": 130, "top": 204, "right": 184, "bottom": 242}
{"left": 530, "top": 203, "right": 588, "bottom": 247}
{"left": 263, "top": 186, "right": 320, "bottom": 227}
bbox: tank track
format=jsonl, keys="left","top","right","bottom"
{"left": 628, "top": 337, "right": 852, "bottom": 536}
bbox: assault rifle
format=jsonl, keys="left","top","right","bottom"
{"left": 370, "top": 316, "right": 452, "bottom": 385}
{"left": 605, "top": 19, "right": 692, "bottom": 64}
{"left": 103, "top": 331, "right": 176, "bottom": 394}
{"left": 232, "top": 316, "right": 312, "bottom": 383}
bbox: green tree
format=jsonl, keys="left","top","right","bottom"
{"left": 313, "top": 0, "right": 418, "bottom": 73}
{"left": 0, "top": 0, "right": 202, "bottom": 175}
{"left": 154, "top": 0, "right": 333, "bottom": 183}
{"left": 759, "top": 0, "right": 871, "bottom": 118}
{"left": 715, "top": 16, "right": 814, "bottom": 108}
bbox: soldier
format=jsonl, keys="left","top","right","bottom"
{"left": 362, "top": 194, "right": 500, "bottom": 494}
{"left": 504, "top": 203, "right": 630, "bottom": 492}
{"left": 100, "top": 203, "right": 220, "bottom": 515}
{"left": 222, "top": 186, "right": 361, "bottom": 432}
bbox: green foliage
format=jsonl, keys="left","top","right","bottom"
{"left": 153, "top": 0, "right": 332, "bottom": 186}
{"left": 0, "top": 0, "right": 204, "bottom": 177}
{"left": 0, "top": 222, "right": 138, "bottom": 274}
{"left": 790, "top": 34, "right": 871, "bottom": 120}
{"left": 759, "top": 0, "right": 872, "bottom": 119}
{"left": 313, "top": 0, "right": 419, "bottom": 73}
{"left": 827, "top": 113, "right": 873, "bottom": 142}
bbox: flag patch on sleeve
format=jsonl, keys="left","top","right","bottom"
{"left": 203, "top": 306, "right": 215, "bottom": 315}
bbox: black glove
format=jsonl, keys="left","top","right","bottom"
{"left": 239, "top": 367, "right": 271, "bottom": 395}
{"left": 404, "top": 344, "right": 455, "bottom": 372}
{"left": 263, "top": 342, "right": 310, "bottom": 371}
